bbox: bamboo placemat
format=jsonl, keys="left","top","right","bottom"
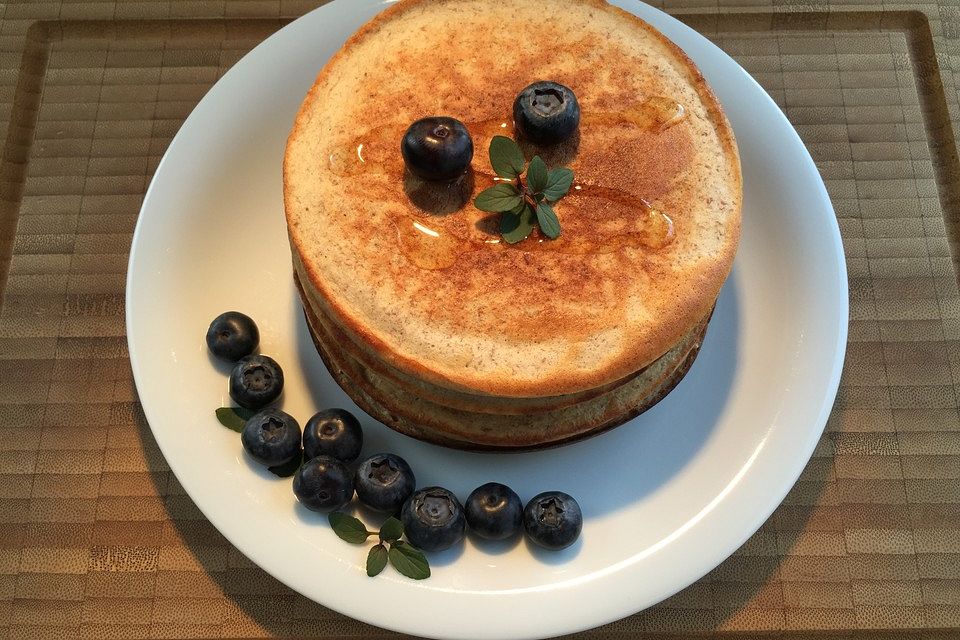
{"left": 1, "top": 1, "right": 960, "bottom": 638}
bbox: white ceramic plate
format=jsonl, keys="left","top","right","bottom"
{"left": 126, "top": 1, "right": 847, "bottom": 638}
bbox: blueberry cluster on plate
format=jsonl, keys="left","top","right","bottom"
{"left": 206, "top": 311, "right": 583, "bottom": 577}
{"left": 311, "top": 446, "right": 582, "bottom": 553}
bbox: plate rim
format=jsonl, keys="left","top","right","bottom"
{"left": 125, "top": 1, "right": 849, "bottom": 638}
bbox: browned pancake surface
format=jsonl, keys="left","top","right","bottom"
{"left": 284, "top": 0, "right": 741, "bottom": 396}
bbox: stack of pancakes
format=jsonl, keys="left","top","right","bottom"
{"left": 283, "top": 0, "right": 741, "bottom": 450}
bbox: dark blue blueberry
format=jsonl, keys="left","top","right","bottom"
{"left": 354, "top": 453, "right": 415, "bottom": 514}
{"left": 401, "top": 487, "right": 466, "bottom": 552}
{"left": 205, "top": 311, "right": 259, "bottom": 362}
{"left": 465, "top": 482, "right": 523, "bottom": 541}
{"left": 401, "top": 117, "right": 474, "bottom": 181}
{"left": 241, "top": 409, "right": 301, "bottom": 467}
{"left": 513, "top": 81, "right": 580, "bottom": 145}
{"left": 292, "top": 455, "right": 354, "bottom": 512}
{"left": 229, "top": 354, "right": 283, "bottom": 410}
{"left": 303, "top": 409, "right": 363, "bottom": 463}
{"left": 523, "top": 491, "right": 582, "bottom": 550}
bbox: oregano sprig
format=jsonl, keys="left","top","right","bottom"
{"left": 328, "top": 512, "right": 431, "bottom": 580}
{"left": 474, "top": 136, "right": 574, "bottom": 244}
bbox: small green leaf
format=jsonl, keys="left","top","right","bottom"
{"left": 509, "top": 199, "right": 528, "bottom": 215}
{"left": 543, "top": 167, "right": 575, "bottom": 202}
{"left": 328, "top": 512, "right": 374, "bottom": 544}
{"left": 215, "top": 406, "right": 256, "bottom": 433}
{"left": 367, "top": 544, "right": 388, "bottom": 577}
{"left": 388, "top": 541, "right": 431, "bottom": 580}
{"left": 489, "top": 136, "right": 526, "bottom": 179}
{"left": 499, "top": 211, "right": 520, "bottom": 234}
{"left": 474, "top": 184, "right": 522, "bottom": 213}
{"left": 379, "top": 517, "right": 403, "bottom": 543}
{"left": 501, "top": 203, "right": 535, "bottom": 244}
{"left": 536, "top": 202, "right": 561, "bottom": 239}
{"left": 268, "top": 450, "right": 303, "bottom": 478}
{"left": 527, "top": 155, "right": 548, "bottom": 194}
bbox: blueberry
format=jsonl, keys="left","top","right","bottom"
{"left": 523, "top": 491, "right": 582, "bottom": 550}
{"left": 354, "top": 453, "right": 415, "bottom": 513}
{"left": 513, "top": 81, "right": 581, "bottom": 145}
{"left": 241, "top": 409, "right": 301, "bottom": 466}
{"left": 303, "top": 409, "right": 363, "bottom": 463}
{"left": 293, "top": 455, "right": 354, "bottom": 512}
{"left": 229, "top": 354, "right": 283, "bottom": 410}
{"left": 401, "top": 117, "right": 474, "bottom": 181}
{"left": 205, "top": 311, "right": 259, "bottom": 362}
{"left": 465, "top": 482, "right": 523, "bottom": 541}
{"left": 401, "top": 487, "right": 466, "bottom": 552}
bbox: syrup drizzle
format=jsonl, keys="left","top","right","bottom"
{"left": 394, "top": 181, "right": 675, "bottom": 270}
{"left": 464, "top": 96, "right": 686, "bottom": 137}
{"left": 325, "top": 97, "right": 687, "bottom": 270}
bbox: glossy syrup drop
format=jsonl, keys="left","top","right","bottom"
{"left": 394, "top": 217, "right": 466, "bottom": 270}
{"left": 583, "top": 96, "right": 686, "bottom": 132}
{"left": 327, "top": 143, "right": 367, "bottom": 176}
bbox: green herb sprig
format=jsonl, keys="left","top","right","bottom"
{"left": 328, "top": 513, "right": 431, "bottom": 580}
{"left": 473, "top": 136, "right": 574, "bottom": 244}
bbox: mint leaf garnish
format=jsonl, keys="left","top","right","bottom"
{"left": 489, "top": 135, "right": 526, "bottom": 179}
{"left": 268, "top": 450, "right": 303, "bottom": 478}
{"left": 543, "top": 167, "right": 574, "bottom": 202}
{"left": 329, "top": 513, "right": 431, "bottom": 580}
{"left": 536, "top": 202, "right": 561, "bottom": 240}
{"left": 501, "top": 203, "right": 535, "bottom": 244}
{"left": 527, "top": 155, "right": 548, "bottom": 194}
{"left": 328, "top": 512, "right": 375, "bottom": 544}
{"left": 388, "top": 541, "right": 431, "bottom": 580}
{"left": 475, "top": 184, "right": 523, "bottom": 213}
{"left": 215, "top": 406, "right": 255, "bottom": 432}
{"left": 379, "top": 517, "right": 403, "bottom": 543}
{"left": 475, "top": 136, "right": 574, "bottom": 243}
{"left": 367, "top": 544, "right": 388, "bottom": 577}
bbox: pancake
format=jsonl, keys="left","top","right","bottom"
{"left": 284, "top": 0, "right": 742, "bottom": 402}
{"left": 298, "top": 271, "right": 710, "bottom": 450}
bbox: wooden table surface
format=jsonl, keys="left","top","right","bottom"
{"left": 2, "top": 0, "right": 960, "bottom": 638}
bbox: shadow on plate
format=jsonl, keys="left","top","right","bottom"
{"left": 467, "top": 531, "right": 523, "bottom": 556}
{"left": 525, "top": 535, "right": 583, "bottom": 565}
{"left": 426, "top": 542, "right": 465, "bottom": 567}
{"left": 206, "top": 349, "right": 238, "bottom": 376}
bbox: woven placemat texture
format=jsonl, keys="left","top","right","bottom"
{"left": 1, "top": 1, "right": 960, "bottom": 638}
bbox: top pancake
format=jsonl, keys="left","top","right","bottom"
{"left": 284, "top": 0, "right": 741, "bottom": 397}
